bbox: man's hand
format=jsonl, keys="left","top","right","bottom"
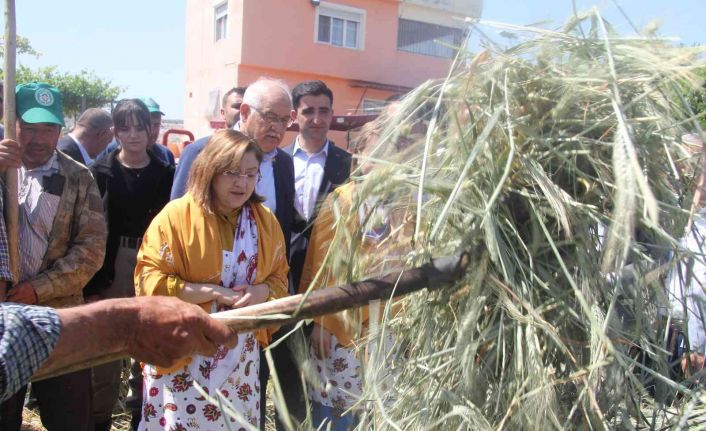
{"left": 6, "top": 282, "right": 38, "bottom": 305}
{"left": 232, "top": 284, "right": 269, "bottom": 308}
{"left": 0, "top": 139, "right": 23, "bottom": 171}
{"left": 310, "top": 323, "right": 332, "bottom": 360}
{"left": 122, "top": 296, "right": 237, "bottom": 367}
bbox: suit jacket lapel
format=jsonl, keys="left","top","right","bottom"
{"left": 272, "top": 149, "right": 284, "bottom": 222}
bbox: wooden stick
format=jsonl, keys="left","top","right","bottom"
{"left": 2, "top": 0, "right": 19, "bottom": 291}
{"left": 32, "top": 251, "right": 470, "bottom": 381}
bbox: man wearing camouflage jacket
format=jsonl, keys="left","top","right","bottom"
{"left": 0, "top": 82, "right": 107, "bottom": 431}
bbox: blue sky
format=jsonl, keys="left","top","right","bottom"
{"left": 2, "top": 0, "right": 703, "bottom": 120}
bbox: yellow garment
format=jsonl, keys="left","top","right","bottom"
{"left": 299, "top": 181, "right": 410, "bottom": 347}
{"left": 135, "top": 193, "right": 289, "bottom": 372}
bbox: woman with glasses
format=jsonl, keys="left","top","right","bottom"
{"left": 88, "top": 98, "right": 174, "bottom": 431}
{"left": 134, "top": 129, "right": 288, "bottom": 430}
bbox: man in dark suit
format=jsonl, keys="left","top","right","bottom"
{"left": 237, "top": 79, "right": 295, "bottom": 255}
{"left": 170, "top": 86, "right": 247, "bottom": 200}
{"left": 283, "top": 80, "right": 352, "bottom": 293}
{"left": 57, "top": 108, "right": 113, "bottom": 166}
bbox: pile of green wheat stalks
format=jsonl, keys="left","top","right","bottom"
{"left": 310, "top": 9, "right": 706, "bottom": 431}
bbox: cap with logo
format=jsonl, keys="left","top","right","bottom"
{"left": 16, "top": 82, "right": 64, "bottom": 126}
{"left": 139, "top": 97, "right": 165, "bottom": 116}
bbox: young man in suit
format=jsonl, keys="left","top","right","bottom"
{"left": 284, "top": 80, "right": 352, "bottom": 292}
{"left": 57, "top": 108, "right": 113, "bottom": 166}
{"left": 170, "top": 86, "right": 246, "bottom": 199}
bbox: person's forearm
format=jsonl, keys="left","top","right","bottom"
{"left": 35, "top": 299, "right": 132, "bottom": 376}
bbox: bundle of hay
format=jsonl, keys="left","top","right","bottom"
{"left": 316, "top": 9, "right": 706, "bottom": 430}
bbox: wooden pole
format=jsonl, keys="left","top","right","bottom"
{"left": 3, "top": 0, "right": 19, "bottom": 294}
{"left": 32, "top": 251, "right": 470, "bottom": 381}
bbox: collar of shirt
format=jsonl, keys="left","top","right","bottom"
{"left": 22, "top": 152, "right": 59, "bottom": 176}
{"left": 256, "top": 149, "right": 278, "bottom": 213}
{"left": 262, "top": 149, "right": 277, "bottom": 163}
{"left": 68, "top": 133, "right": 94, "bottom": 166}
{"left": 292, "top": 137, "right": 329, "bottom": 159}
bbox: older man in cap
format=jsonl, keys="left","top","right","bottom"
{"left": 0, "top": 82, "right": 107, "bottom": 431}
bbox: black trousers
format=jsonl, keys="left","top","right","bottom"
{"left": 0, "top": 368, "right": 92, "bottom": 431}
{"left": 259, "top": 325, "right": 309, "bottom": 430}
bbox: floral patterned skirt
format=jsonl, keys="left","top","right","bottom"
{"left": 138, "top": 332, "right": 260, "bottom": 430}
{"left": 307, "top": 334, "right": 363, "bottom": 412}
{"left": 307, "top": 330, "right": 398, "bottom": 415}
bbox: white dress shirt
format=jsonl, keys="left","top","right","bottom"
{"left": 256, "top": 150, "right": 277, "bottom": 214}
{"left": 68, "top": 133, "right": 94, "bottom": 166}
{"left": 292, "top": 138, "right": 329, "bottom": 221}
{"left": 18, "top": 153, "right": 61, "bottom": 281}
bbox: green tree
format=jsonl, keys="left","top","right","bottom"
{"left": 1, "top": 36, "right": 122, "bottom": 121}
{"left": 14, "top": 66, "right": 122, "bottom": 120}
{"left": 0, "top": 35, "right": 41, "bottom": 59}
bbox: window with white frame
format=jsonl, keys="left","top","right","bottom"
{"left": 361, "top": 98, "right": 386, "bottom": 114}
{"left": 214, "top": 2, "right": 228, "bottom": 42}
{"left": 397, "top": 18, "right": 464, "bottom": 58}
{"left": 316, "top": 3, "right": 364, "bottom": 50}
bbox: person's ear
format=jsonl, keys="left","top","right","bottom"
{"left": 240, "top": 104, "right": 252, "bottom": 121}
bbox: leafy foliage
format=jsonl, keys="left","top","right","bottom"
{"left": 0, "top": 35, "right": 121, "bottom": 121}
{"left": 15, "top": 66, "right": 122, "bottom": 120}
{"left": 0, "top": 35, "right": 41, "bottom": 59}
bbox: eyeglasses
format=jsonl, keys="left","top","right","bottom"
{"left": 221, "top": 170, "right": 261, "bottom": 182}
{"left": 252, "top": 106, "right": 293, "bottom": 128}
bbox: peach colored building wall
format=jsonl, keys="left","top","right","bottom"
{"left": 240, "top": 0, "right": 451, "bottom": 89}
{"left": 184, "top": 0, "right": 481, "bottom": 139}
{"left": 184, "top": 0, "right": 245, "bottom": 135}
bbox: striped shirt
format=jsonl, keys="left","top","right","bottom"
{"left": 18, "top": 154, "right": 61, "bottom": 282}
{"left": 0, "top": 185, "right": 13, "bottom": 282}
{"left": 0, "top": 303, "right": 61, "bottom": 401}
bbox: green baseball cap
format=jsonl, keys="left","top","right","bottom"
{"left": 140, "top": 97, "right": 165, "bottom": 116}
{"left": 16, "top": 82, "right": 64, "bottom": 126}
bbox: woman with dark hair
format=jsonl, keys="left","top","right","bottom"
{"left": 134, "top": 129, "right": 288, "bottom": 430}
{"left": 88, "top": 98, "right": 174, "bottom": 431}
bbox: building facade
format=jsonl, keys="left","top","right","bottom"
{"left": 184, "top": 0, "right": 483, "bottom": 141}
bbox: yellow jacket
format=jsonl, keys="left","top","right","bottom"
{"left": 299, "top": 181, "right": 410, "bottom": 347}
{"left": 135, "top": 193, "right": 289, "bottom": 371}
